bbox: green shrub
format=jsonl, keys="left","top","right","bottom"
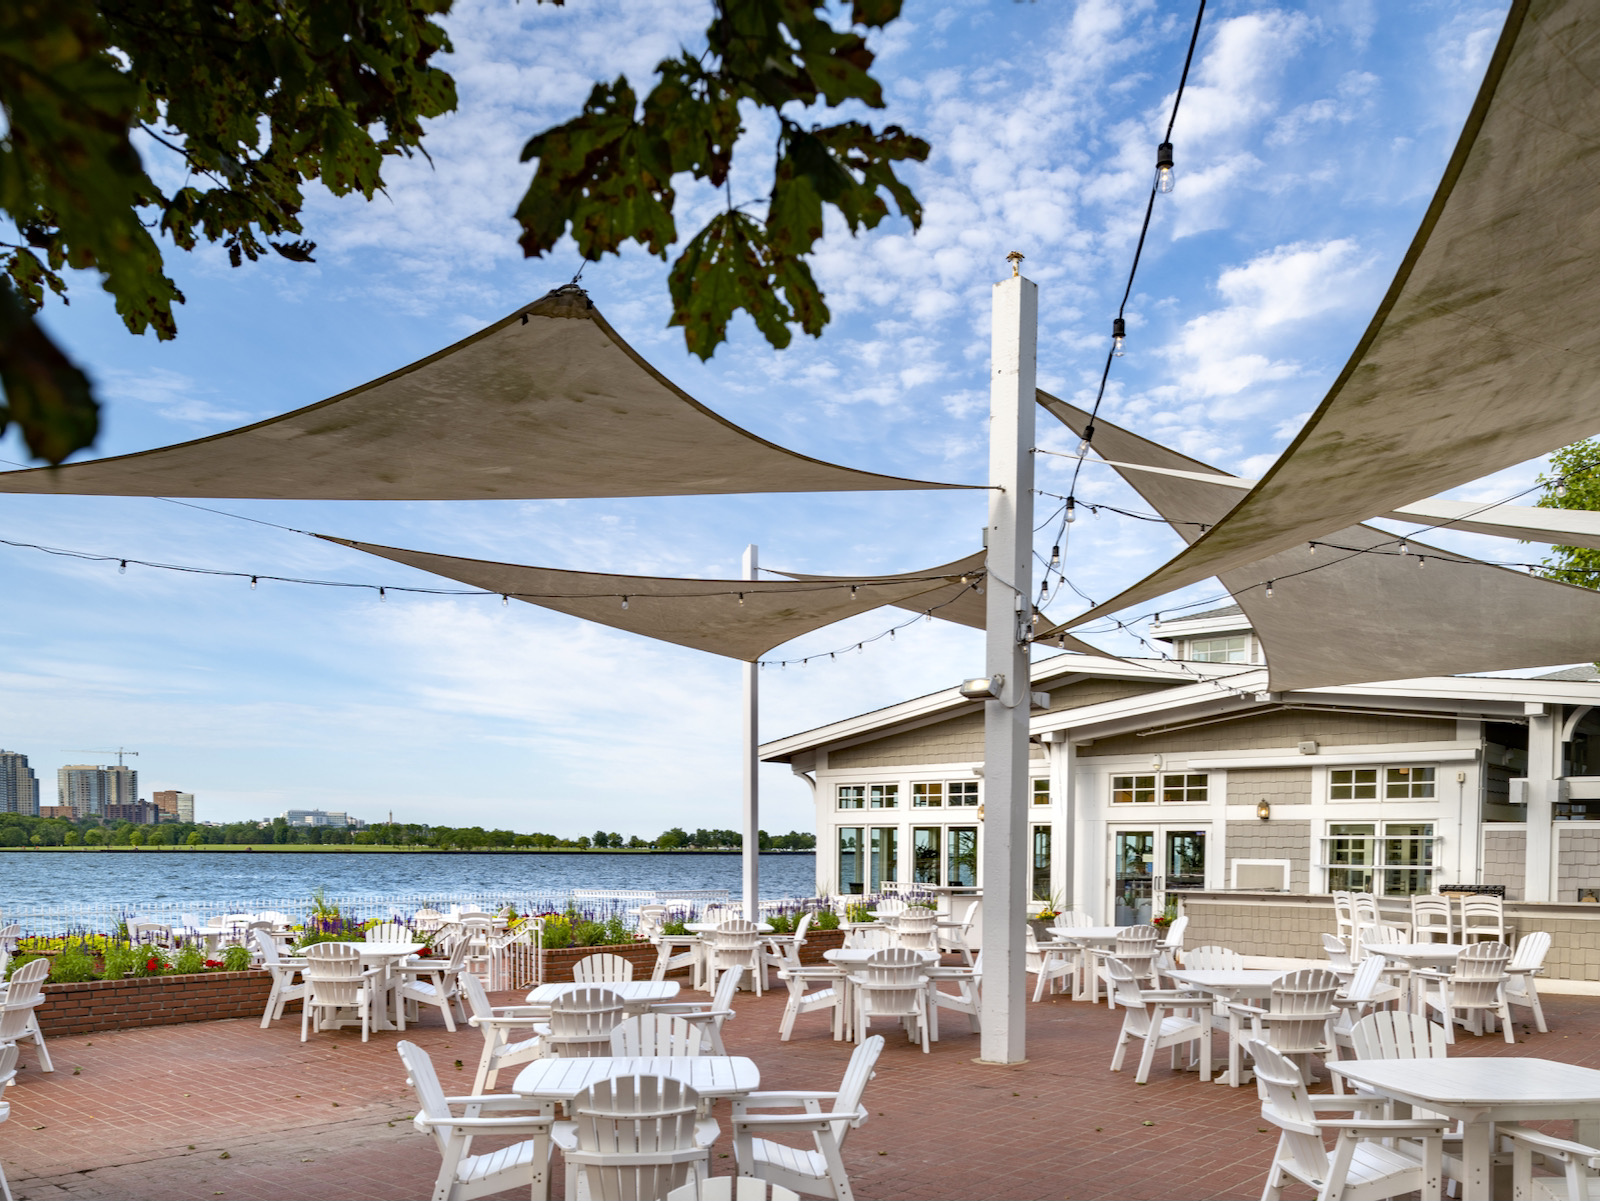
{"left": 173, "top": 945, "right": 206, "bottom": 975}
{"left": 539, "top": 916, "right": 573, "bottom": 949}
{"left": 221, "top": 945, "right": 252, "bottom": 972}
{"left": 813, "top": 909, "right": 840, "bottom": 931}
{"left": 845, "top": 903, "right": 874, "bottom": 923}
{"left": 101, "top": 943, "right": 139, "bottom": 980}
{"left": 660, "top": 918, "right": 688, "bottom": 937}
{"left": 572, "top": 920, "right": 607, "bottom": 947}
{"left": 5, "top": 952, "right": 44, "bottom": 980}
{"left": 766, "top": 912, "right": 793, "bottom": 934}
{"left": 133, "top": 947, "right": 169, "bottom": 976}
{"left": 601, "top": 914, "right": 630, "bottom": 944}
{"left": 49, "top": 946, "right": 97, "bottom": 983}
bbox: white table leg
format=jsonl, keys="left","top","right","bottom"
{"left": 1459, "top": 1119, "right": 1492, "bottom": 1201}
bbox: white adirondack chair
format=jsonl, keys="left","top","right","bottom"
{"left": 574, "top": 953, "right": 635, "bottom": 985}
{"left": 848, "top": 948, "right": 929, "bottom": 1053}
{"left": 667, "top": 1178, "right": 800, "bottom": 1201}
{"left": 637, "top": 905, "right": 669, "bottom": 940}
{"left": 554, "top": 1074, "right": 716, "bottom": 1201}
{"left": 938, "top": 900, "right": 979, "bottom": 964}
{"left": 1154, "top": 913, "right": 1189, "bottom": 976}
{"left": 365, "top": 922, "right": 414, "bottom": 943}
{"left": 1250, "top": 1038, "right": 1447, "bottom": 1201}
{"left": 1417, "top": 940, "right": 1513, "bottom": 1043}
{"left": 0, "top": 1042, "right": 16, "bottom": 1201}
{"left": 610, "top": 1014, "right": 704, "bottom": 1057}
{"left": 771, "top": 919, "right": 845, "bottom": 1043}
{"left": 397, "top": 1040, "right": 555, "bottom": 1201}
{"left": 546, "top": 987, "right": 627, "bottom": 1058}
{"left": 1500, "top": 1125, "right": 1600, "bottom": 1200}
{"left": 1329, "top": 955, "right": 1406, "bottom": 1064}
{"left": 892, "top": 910, "right": 937, "bottom": 952}
{"left": 1050, "top": 909, "right": 1095, "bottom": 931}
{"left": 1184, "top": 945, "right": 1244, "bottom": 970}
{"left": 1503, "top": 929, "right": 1552, "bottom": 1033}
{"left": 393, "top": 936, "right": 470, "bottom": 1032}
{"left": 653, "top": 965, "right": 742, "bottom": 1055}
{"left": 1104, "top": 955, "right": 1211, "bottom": 1085}
{"left": 1098, "top": 924, "right": 1160, "bottom": 1008}
{"left": 1339, "top": 1010, "right": 1456, "bottom": 1132}
{"left": 301, "top": 942, "right": 386, "bottom": 1042}
{"left": 253, "top": 929, "right": 308, "bottom": 1028}
{"left": 1322, "top": 933, "right": 1354, "bottom": 973}
{"left": 1411, "top": 896, "right": 1455, "bottom": 944}
{"left": 1228, "top": 968, "right": 1341, "bottom": 1086}
{"left": 1331, "top": 891, "right": 1355, "bottom": 946}
{"left": 732, "top": 1034, "right": 882, "bottom": 1201}
{"left": 460, "top": 971, "right": 546, "bottom": 1093}
{"left": 128, "top": 920, "right": 175, "bottom": 948}
{"left": 1032, "top": 930, "right": 1080, "bottom": 1002}
{"left": 925, "top": 951, "right": 982, "bottom": 1040}
{"left": 1357, "top": 923, "right": 1407, "bottom": 960}
{"left": 709, "top": 921, "right": 765, "bottom": 996}
{"left": 842, "top": 925, "right": 894, "bottom": 952}
{"left": 0, "top": 957, "right": 53, "bottom": 1071}
{"left": 1459, "top": 895, "right": 1508, "bottom": 945}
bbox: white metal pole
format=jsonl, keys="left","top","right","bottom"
{"left": 978, "top": 257, "right": 1037, "bottom": 1064}
{"left": 742, "top": 543, "right": 760, "bottom": 920}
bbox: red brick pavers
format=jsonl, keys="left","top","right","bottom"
{"left": 7, "top": 986, "right": 1600, "bottom": 1201}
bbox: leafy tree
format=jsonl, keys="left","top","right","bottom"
{"left": 1535, "top": 439, "right": 1600, "bottom": 587}
{"left": 186, "top": 830, "right": 204, "bottom": 846}
{"left": 0, "top": 0, "right": 921, "bottom": 464}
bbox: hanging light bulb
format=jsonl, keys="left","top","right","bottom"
{"left": 856, "top": 643, "right": 864, "bottom": 654}
{"left": 502, "top": 594, "right": 509, "bottom": 607}
{"left": 1418, "top": 555, "right": 1426, "bottom": 569}
{"left": 738, "top": 592, "right": 745, "bottom": 606}
{"left": 1112, "top": 316, "right": 1126, "bottom": 357}
{"left": 379, "top": 587, "right": 386, "bottom": 602}
{"left": 118, "top": 560, "right": 127, "bottom": 574}
{"left": 1065, "top": 496, "right": 1077, "bottom": 523}
{"left": 925, "top": 612, "right": 932, "bottom": 624}
{"left": 1050, "top": 544, "right": 1061, "bottom": 568}
{"left": 1557, "top": 481, "right": 1568, "bottom": 498}
{"left": 1308, "top": 543, "right": 1316, "bottom": 555}
{"left": 621, "top": 595, "right": 629, "bottom": 610}
{"left": 1155, "top": 141, "right": 1175, "bottom": 193}
{"left": 1398, "top": 538, "right": 1409, "bottom": 557}
{"left": 1076, "top": 424, "right": 1095, "bottom": 457}
{"left": 250, "top": 576, "right": 258, "bottom": 590}
{"left": 889, "top": 628, "right": 896, "bottom": 640}
{"left": 850, "top": 584, "right": 858, "bottom": 599}
{"left": 1264, "top": 580, "right": 1275, "bottom": 598}
{"left": 1038, "top": 580, "right": 1049, "bottom": 604}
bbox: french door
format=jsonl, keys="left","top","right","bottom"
{"left": 1111, "top": 825, "right": 1209, "bottom": 924}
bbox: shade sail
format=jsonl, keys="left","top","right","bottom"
{"left": 0, "top": 287, "right": 967, "bottom": 501}
{"left": 319, "top": 536, "right": 991, "bottom": 661}
{"left": 1040, "top": 398, "right": 1600, "bottom": 690}
{"left": 1066, "top": 0, "right": 1600, "bottom": 624}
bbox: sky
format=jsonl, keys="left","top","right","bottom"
{"left": 0, "top": 0, "right": 1539, "bottom": 835}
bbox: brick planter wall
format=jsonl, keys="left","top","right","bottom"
{"left": 38, "top": 971, "right": 273, "bottom": 1037}
{"left": 796, "top": 928, "right": 845, "bottom": 964}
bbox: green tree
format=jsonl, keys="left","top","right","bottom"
{"left": 186, "top": 830, "right": 204, "bottom": 846}
{"left": 1535, "top": 439, "right": 1600, "bottom": 587}
{"left": 0, "top": 1, "right": 921, "bottom": 464}
{"left": 63, "top": 829, "right": 80, "bottom": 846}
{"left": 656, "top": 827, "right": 687, "bottom": 849}
{"left": 83, "top": 826, "right": 105, "bottom": 845}
{"left": 576, "top": 835, "right": 592, "bottom": 849}
{"left": 127, "top": 828, "right": 146, "bottom": 846}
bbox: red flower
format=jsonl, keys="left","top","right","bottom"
{"left": 146, "top": 958, "right": 161, "bottom": 972}
{"left": 204, "top": 959, "right": 223, "bottom": 968}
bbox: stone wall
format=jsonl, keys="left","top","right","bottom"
{"left": 1557, "top": 828, "right": 1600, "bottom": 902}
{"left": 1226, "top": 767, "right": 1313, "bottom": 806}
{"left": 1224, "top": 819, "right": 1312, "bottom": 893}
{"left": 39, "top": 970, "right": 272, "bottom": 1036}
{"left": 1078, "top": 710, "right": 1455, "bottom": 758}
{"left": 1483, "top": 826, "right": 1527, "bottom": 901}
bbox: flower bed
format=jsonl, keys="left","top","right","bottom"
{"left": 536, "top": 928, "right": 846, "bottom": 984}
{"left": 38, "top": 970, "right": 273, "bottom": 1037}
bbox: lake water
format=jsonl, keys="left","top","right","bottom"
{"left": 0, "top": 850, "right": 818, "bottom": 917}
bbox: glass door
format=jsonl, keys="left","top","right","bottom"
{"left": 1112, "top": 830, "right": 1155, "bottom": 925}
{"left": 1163, "top": 830, "right": 1207, "bottom": 894}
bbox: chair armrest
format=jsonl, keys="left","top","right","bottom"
{"left": 1496, "top": 1124, "right": 1600, "bottom": 1162}
{"left": 1411, "top": 969, "right": 1450, "bottom": 981}
{"left": 736, "top": 1091, "right": 841, "bottom": 1108}
{"left": 1142, "top": 990, "right": 1204, "bottom": 1001}
{"left": 679, "top": 1009, "right": 735, "bottom": 1022}
{"left": 733, "top": 1107, "right": 865, "bottom": 1131}
{"left": 443, "top": 1093, "right": 546, "bottom": 1109}
{"left": 416, "top": 1115, "right": 552, "bottom": 1132}
{"left": 1316, "top": 1118, "right": 1452, "bottom": 1136}
{"left": 1227, "top": 1003, "right": 1267, "bottom": 1017}
{"left": 468, "top": 1014, "right": 545, "bottom": 1028}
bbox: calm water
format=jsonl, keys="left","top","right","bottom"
{"left": 0, "top": 850, "right": 817, "bottom": 911}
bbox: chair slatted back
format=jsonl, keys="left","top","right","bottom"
{"left": 1450, "top": 941, "right": 1511, "bottom": 1006}
{"left": 1460, "top": 895, "right": 1506, "bottom": 943}
{"left": 791, "top": 912, "right": 814, "bottom": 946}
{"left": 845, "top": 925, "right": 895, "bottom": 950}
{"left": 571, "top": 1074, "right": 702, "bottom": 1201}
{"left": 574, "top": 953, "right": 636, "bottom": 984}
{"left": 397, "top": 1039, "right": 453, "bottom": 1154}
{"left": 1358, "top": 923, "right": 1405, "bottom": 955}
{"left": 712, "top": 920, "right": 759, "bottom": 953}
{"left": 128, "top": 921, "right": 172, "bottom": 947}
{"left": 1331, "top": 891, "right": 1354, "bottom": 938}
{"left": 1051, "top": 910, "right": 1095, "bottom": 930}
{"left": 894, "top": 910, "right": 937, "bottom": 951}
{"left": 1184, "top": 945, "right": 1243, "bottom": 970}
{"left": 1352, "top": 894, "right": 1380, "bottom": 927}
{"left": 828, "top": 1034, "right": 882, "bottom": 1150}
{"left": 0, "top": 958, "right": 47, "bottom": 1043}
{"left": 874, "top": 900, "right": 907, "bottom": 919}
{"left": 459, "top": 968, "right": 495, "bottom": 1022}
{"left": 253, "top": 928, "right": 291, "bottom": 968}
{"left": 1113, "top": 924, "right": 1159, "bottom": 967}
{"left": 1261, "top": 968, "right": 1341, "bottom": 1055}
{"left": 636, "top": 905, "right": 669, "bottom": 941}
{"left": 1510, "top": 929, "right": 1551, "bottom": 973}
{"left": 1248, "top": 1040, "right": 1331, "bottom": 1184}
{"left": 1161, "top": 914, "right": 1188, "bottom": 950}
{"left": 304, "top": 941, "right": 367, "bottom": 1008}
{"left": 1342, "top": 953, "right": 1387, "bottom": 1003}
{"left": 609, "top": 1014, "right": 703, "bottom": 1057}
{"left": 1411, "top": 896, "right": 1454, "bottom": 943}
{"left": 857, "top": 948, "right": 925, "bottom": 1012}
{"left": 1321, "top": 933, "right": 1353, "bottom": 971}
{"left": 1349, "top": 1010, "right": 1449, "bottom": 1061}
{"left": 548, "top": 987, "right": 627, "bottom": 1057}
{"left": 364, "top": 923, "right": 413, "bottom": 944}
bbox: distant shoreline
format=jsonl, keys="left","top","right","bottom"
{"left": 0, "top": 846, "right": 812, "bottom": 855}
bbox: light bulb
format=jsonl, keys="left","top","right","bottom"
{"left": 925, "top": 612, "right": 932, "bottom": 624}
{"left": 1557, "top": 482, "right": 1568, "bottom": 498}
{"left": 1155, "top": 141, "right": 1175, "bottom": 193}
{"left": 1112, "top": 317, "right": 1126, "bottom": 357}
{"left": 849, "top": 584, "right": 857, "bottom": 599}
{"left": 1076, "top": 437, "right": 1091, "bottom": 457}
{"left": 1398, "top": 539, "right": 1409, "bottom": 556}
{"left": 379, "top": 587, "right": 386, "bottom": 602}
{"left": 1050, "top": 544, "right": 1060, "bottom": 567}
{"left": 1308, "top": 543, "right": 1316, "bottom": 555}
{"left": 889, "top": 628, "right": 895, "bottom": 640}
{"left": 1418, "top": 555, "right": 1426, "bottom": 569}
{"left": 1066, "top": 496, "right": 1077, "bottom": 523}
{"left": 1265, "top": 580, "right": 1275, "bottom": 598}
{"left": 857, "top": 643, "right": 863, "bottom": 654}
{"left": 975, "top": 584, "right": 985, "bottom": 595}
{"left": 737, "top": 592, "right": 745, "bottom": 606}
{"left": 250, "top": 576, "right": 257, "bottom": 590}
{"left": 621, "top": 595, "right": 629, "bottom": 610}
{"left": 502, "top": 594, "right": 509, "bottom": 607}
{"left": 118, "top": 560, "right": 126, "bottom": 574}
{"left": 1038, "top": 581, "right": 1049, "bottom": 603}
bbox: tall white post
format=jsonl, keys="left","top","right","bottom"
{"left": 1524, "top": 704, "right": 1556, "bottom": 903}
{"left": 978, "top": 259, "right": 1037, "bottom": 1064}
{"left": 742, "top": 544, "right": 761, "bottom": 920}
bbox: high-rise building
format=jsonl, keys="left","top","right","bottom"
{"left": 58, "top": 765, "right": 137, "bottom": 818}
{"left": 152, "top": 790, "right": 195, "bottom": 822}
{"left": 0, "top": 752, "right": 39, "bottom": 816}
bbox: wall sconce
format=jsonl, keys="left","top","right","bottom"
{"left": 1257, "top": 799, "right": 1271, "bottom": 821}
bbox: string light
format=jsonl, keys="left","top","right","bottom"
{"left": 502, "top": 594, "right": 509, "bottom": 606}
{"left": 250, "top": 576, "right": 257, "bottom": 590}
{"left": 1111, "top": 317, "right": 1126, "bottom": 357}
{"left": 379, "top": 587, "right": 386, "bottom": 601}
{"left": 118, "top": 560, "right": 126, "bottom": 574}
{"left": 1050, "top": 544, "right": 1061, "bottom": 567}
{"left": 737, "top": 592, "right": 745, "bottom": 606}
{"left": 1264, "top": 580, "right": 1274, "bottom": 598}
{"left": 621, "top": 595, "right": 629, "bottom": 610}
{"left": 1155, "top": 141, "right": 1176, "bottom": 193}
{"left": 850, "top": 584, "right": 857, "bottom": 599}
{"left": 1065, "top": 496, "right": 1077, "bottom": 523}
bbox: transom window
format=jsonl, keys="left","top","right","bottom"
{"left": 1032, "top": 778, "right": 1050, "bottom": 805}
{"left": 1112, "top": 773, "right": 1208, "bottom": 803}
{"left": 870, "top": 783, "right": 898, "bottom": 809}
{"left": 912, "top": 783, "right": 943, "bottom": 808}
{"left": 1385, "top": 767, "right": 1435, "bottom": 798}
{"left": 1190, "top": 635, "right": 1248, "bottom": 663}
{"left": 948, "top": 781, "right": 980, "bottom": 807}
{"left": 836, "top": 785, "right": 864, "bottom": 810}
{"left": 1330, "top": 766, "right": 1436, "bottom": 801}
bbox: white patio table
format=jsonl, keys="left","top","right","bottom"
{"left": 298, "top": 942, "right": 425, "bottom": 1032}
{"left": 1372, "top": 943, "right": 1464, "bottom": 1012}
{"left": 524, "top": 980, "right": 680, "bottom": 1013}
{"left": 1164, "top": 968, "right": 1288, "bottom": 1086}
{"left": 511, "top": 1054, "right": 760, "bottom": 1117}
{"left": 1328, "top": 1056, "right": 1600, "bottom": 1201}
{"left": 823, "top": 948, "right": 938, "bottom": 1041}
{"left": 684, "top": 922, "right": 773, "bottom": 991}
{"left": 1047, "top": 927, "right": 1129, "bottom": 1003}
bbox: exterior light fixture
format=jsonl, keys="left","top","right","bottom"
{"left": 1155, "top": 141, "right": 1176, "bottom": 193}
{"left": 1264, "top": 580, "right": 1275, "bottom": 598}
{"left": 1257, "top": 799, "right": 1271, "bottom": 821}
{"left": 1065, "top": 496, "right": 1077, "bottom": 523}
{"left": 959, "top": 674, "right": 1004, "bottom": 700}
{"left": 1112, "top": 316, "right": 1126, "bottom": 357}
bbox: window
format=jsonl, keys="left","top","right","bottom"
{"left": 1032, "top": 778, "right": 1051, "bottom": 806}
{"left": 1385, "top": 767, "right": 1435, "bottom": 799}
{"left": 1325, "top": 822, "right": 1374, "bottom": 892}
{"left": 1032, "top": 825, "right": 1052, "bottom": 901}
{"left": 1161, "top": 773, "right": 1209, "bottom": 803}
{"left": 869, "top": 827, "right": 898, "bottom": 889}
{"left": 837, "top": 785, "right": 864, "bottom": 810}
{"left": 1320, "top": 821, "right": 1437, "bottom": 895}
{"left": 1113, "top": 775, "right": 1156, "bottom": 804}
{"left": 1113, "top": 773, "right": 1205, "bottom": 803}
{"left": 1330, "top": 769, "right": 1378, "bottom": 800}
{"left": 947, "top": 827, "right": 978, "bottom": 886}
{"left": 912, "top": 782, "right": 943, "bottom": 808}
{"left": 1190, "top": 635, "right": 1248, "bottom": 662}
{"left": 1166, "top": 830, "right": 1206, "bottom": 888}
{"left": 912, "top": 827, "right": 941, "bottom": 883}
{"left": 948, "top": 781, "right": 980, "bottom": 807}
{"left": 869, "top": 783, "right": 899, "bottom": 809}
{"left": 1382, "top": 822, "right": 1434, "bottom": 895}
{"left": 838, "top": 827, "right": 864, "bottom": 894}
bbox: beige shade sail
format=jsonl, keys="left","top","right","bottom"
{"left": 0, "top": 287, "right": 968, "bottom": 501}
{"left": 318, "top": 536, "right": 990, "bottom": 661}
{"left": 1065, "top": 0, "right": 1600, "bottom": 625}
{"left": 1040, "top": 397, "right": 1600, "bottom": 690}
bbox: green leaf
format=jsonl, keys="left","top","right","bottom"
{"left": 0, "top": 278, "right": 98, "bottom": 465}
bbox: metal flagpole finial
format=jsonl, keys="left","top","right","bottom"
{"left": 1006, "top": 250, "right": 1025, "bottom": 276}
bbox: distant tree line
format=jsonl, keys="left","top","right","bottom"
{"left": 0, "top": 813, "right": 815, "bottom": 851}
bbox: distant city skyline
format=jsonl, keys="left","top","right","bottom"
{"left": 0, "top": 752, "right": 39, "bottom": 816}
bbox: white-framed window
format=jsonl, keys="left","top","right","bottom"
{"left": 1190, "top": 635, "right": 1249, "bottom": 663}
{"left": 1112, "top": 773, "right": 1207, "bottom": 803}
{"left": 837, "top": 785, "right": 864, "bottom": 810}
{"left": 1330, "top": 766, "right": 1436, "bottom": 801}
{"left": 1032, "top": 778, "right": 1050, "bottom": 806}
{"left": 912, "top": 782, "right": 943, "bottom": 808}
{"left": 869, "top": 783, "right": 899, "bottom": 809}
{"left": 948, "top": 781, "right": 979, "bottom": 807}
{"left": 1318, "top": 821, "right": 1437, "bottom": 895}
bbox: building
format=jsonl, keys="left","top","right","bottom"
{"left": 0, "top": 751, "right": 39, "bottom": 816}
{"left": 282, "top": 809, "right": 366, "bottom": 830}
{"left": 57, "top": 765, "right": 137, "bottom": 818}
{"left": 153, "top": 790, "right": 195, "bottom": 822}
{"left": 104, "top": 801, "right": 160, "bottom": 825}
{"left": 760, "top": 616, "right": 1600, "bottom": 978}
{"left": 37, "top": 806, "right": 74, "bottom": 820}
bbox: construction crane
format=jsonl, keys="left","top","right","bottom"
{"left": 63, "top": 748, "right": 140, "bottom": 766}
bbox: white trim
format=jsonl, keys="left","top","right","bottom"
{"left": 1189, "top": 747, "right": 1477, "bottom": 769}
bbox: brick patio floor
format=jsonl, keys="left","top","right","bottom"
{"left": 6, "top": 982, "right": 1598, "bottom": 1201}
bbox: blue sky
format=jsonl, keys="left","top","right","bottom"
{"left": 0, "top": 0, "right": 1529, "bottom": 834}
